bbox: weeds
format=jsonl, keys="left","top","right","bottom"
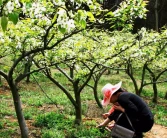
{"left": 0, "top": 71, "right": 167, "bottom": 137}
{"left": 34, "top": 111, "right": 108, "bottom": 137}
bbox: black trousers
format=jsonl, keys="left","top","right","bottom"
{"left": 109, "top": 111, "right": 154, "bottom": 138}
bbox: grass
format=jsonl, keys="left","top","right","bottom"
{"left": 0, "top": 70, "right": 167, "bottom": 137}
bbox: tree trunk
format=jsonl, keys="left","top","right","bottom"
{"left": 0, "top": 76, "right": 1, "bottom": 85}
{"left": 145, "top": 65, "right": 158, "bottom": 103}
{"left": 93, "top": 88, "right": 103, "bottom": 108}
{"left": 26, "top": 66, "right": 31, "bottom": 83}
{"left": 152, "top": 78, "right": 158, "bottom": 103}
{"left": 138, "top": 64, "right": 147, "bottom": 95}
{"left": 165, "top": 92, "right": 167, "bottom": 100}
{"left": 92, "top": 78, "right": 103, "bottom": 108}
{"left": 9, "top": 81, "right": 29, "bottom": 138}
{"left": 154, "top": 0, "right": 159, "bottom": 32}
{"left": 74, "top": 92, "right": 82, "bottom": 125}
{"left": 24, "top": 56, "right": 32, "bottom": 83}
{"left": 126, "top": 62, "right": 140, "bottom": 95}
{"left": 73, "top": 79, "right": 82, "bottom": 125}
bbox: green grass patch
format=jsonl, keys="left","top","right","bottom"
{"left": 35, "top": 112, "right": 108, "bottom": 138}
{"left": 1, "top": 70, "right": 167, "bottom": 137}
{"left": 0, "top": 129, "right": 15, "bottom": 138}
{"left": 151, "top": 104, "right": 167, "bottom": 126}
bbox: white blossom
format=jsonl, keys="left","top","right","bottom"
{"left": 57, "top": 9, "right": 66, "bottom": 16}
{"left": 15, "top": 0, "right": 21, "bottom": 8}
{"left": 22, "top": 3, "right": 27, "bottom": 14}
{"left": 16, "top": 42, "right": 22, "bottom": 49}
{"left": 5, "top": 1, "right": 14, "bottom": 13}
{"left": 67, "top": 19, "right": 75, "bottom": 29}
{"left": 53, "top": 0, "right": 65, "bottom": 5}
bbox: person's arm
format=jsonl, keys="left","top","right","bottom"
{"left": 108, "top": 107, "right": 115, "bottom": 114}
{"left": 102, "top": 113, "right": 110, "bottom": 119}
{"left": 102, "top": 107, "right": 115, "bottom": 119}
{"left": 113, "top": 105, "right": 125, "bottom": 113}
{"left": 97, "top": 118, "right": 111, "bottom": 128}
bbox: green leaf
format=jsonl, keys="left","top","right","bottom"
{"left": 1, "top": 16, "right": 8, "bottom": 32}
{"left": 80, "top": 19, "right": 86, "bottom": 29}
{"left": 8, "top": 12, "right": 19, "bottom": 25}
{"left": 105, "top": 11, "right": 114, "bottom": 17}
{"left": 58, "top": 25, "right": 66, "bottom": 34}
{"left": 52, "top": 14, "right": 57, "bottom": 23}
{"left": 87, "top": 12, "right": 95, "bottom": 22}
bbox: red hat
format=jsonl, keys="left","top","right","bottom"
{"left": 101, "top": 81, "right": 122, "bottom": 106}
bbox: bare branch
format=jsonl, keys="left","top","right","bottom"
{"left": 15, "top": 67, "right": 46, "bottom": 84}
{"left": 56, "top": 65, "right": 73, "bottom": 83}
{"left": 45, "top": 68, "right": 77, "bottom": 107}
{"left": 0, "top": 70, "right": 7, "bottom": 80}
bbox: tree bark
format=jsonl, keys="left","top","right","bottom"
{"left": 154, "top": 0, "right": 159, "bottom": 32}
{"left": 165, "top": 92, "right": 167, "bottom": 100}
{"left": 138, "top": 64, "right": 147, "bottom": 95}
{"left": 72, "top": 77, "right": 82, "bottom": 125}
{"left": 0, "top": 76, "right": 1, "bottom": 85}
{"left": 93, "top": 83, "right": 103, "bottom": 108}
{"left": 126, "top": 61, "right": 140, "bottom": 95}
{"left": 74, "top": 92, "right": 82, "bottom": 125}
{"left": 26, "top": 66, "right": 31, "bottom": 83}
{"left": 8, "top": 81, "right": 29, "bottom": 138}
{"left": 24, "top": 56, "right": 33, "bottom": 83}
{"left": 152, "top": 78, "right": 158, "bottom": 103}
{"left": 145, "top": 65, "right": 158, "bottom": 103}
{"left": 91, "top": 68, "right": 107, "bottom": 109}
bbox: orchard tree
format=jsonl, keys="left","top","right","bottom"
{"left": 0, "top": 0, "right": 148, "bottom": 137}
{"left": 118, "top": 28, "right": 167, "bottom": 101}
{"left": 87, "top": 66, "right": 107, "bottom": 108}
{"left": 32, "top": 32, "right": 107, "bottom": 125}
{"left": 143, "top": 28, "right": 167, "bottom": 103}
{"left": 32, "top": 30, "right": 140, "bottom": 124}
{"left": 0, "top": 0, "right": 103, "bottom": 137}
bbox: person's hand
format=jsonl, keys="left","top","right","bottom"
{"left": 107, "top": 123, "right": 115, "bottom": 129}
{"left": 113, "top": 105, "right": 125, "bottom": 112}
{"left": 102, "top": 113, "right": 110, "bottom": 119}
{"left": 96, "top": 123, "right": 104, "bottom": 128}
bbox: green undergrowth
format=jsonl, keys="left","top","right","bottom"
{"left": 34, "top": 112, "right": 108, "bottom": 138}
{"left": 0, "top": 71, "right": 167, "bottom": 137}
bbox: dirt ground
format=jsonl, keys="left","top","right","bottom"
{"left": 145, "top": 124, "right": 167, "bottom": 138}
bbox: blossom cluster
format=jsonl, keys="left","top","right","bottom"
{"left": 3, "top": 0, "right": 21, "bottom": 15}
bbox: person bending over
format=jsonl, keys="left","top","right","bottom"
{"left": 97, "top": 81, "right": 154, "bottom": 138}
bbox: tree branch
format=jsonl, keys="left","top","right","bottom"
{"left": 78, "top": 64, "right": 97, "bottom": 93}
{"left": 15, "top": 67, "right": 46, "bottom": 84}
{"left": 0, "top": 70, "right": 8, "bottom": 80}
{"left": 56, "top": 65, "right": 73, "bottom": 83}
{"left": 45, "top": 69, "right": 77, "bottom": 107}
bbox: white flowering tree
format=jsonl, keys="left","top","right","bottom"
{"left": 138, "top": 28, "right": 167, "bottom": 102}
{"left": 31, "top": 31, "right": 121, "bottom": 124}
{"left": 0, "top": 0, "right": 102, "bottom": 137}
{"left": 0, "top": 0, "right": 25, "bottom": 31}
{"left": 0, "top": 0, "right": 148, "bottom": 137}
{"left": 32, "top": 29, "right": 144, "bottom": 125}
{"left": 115, "top": 28, "right": 167, "bottom": 101}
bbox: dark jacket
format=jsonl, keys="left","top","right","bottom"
{"left": 108, "top": 92, "right": 154, "bottom": 132}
